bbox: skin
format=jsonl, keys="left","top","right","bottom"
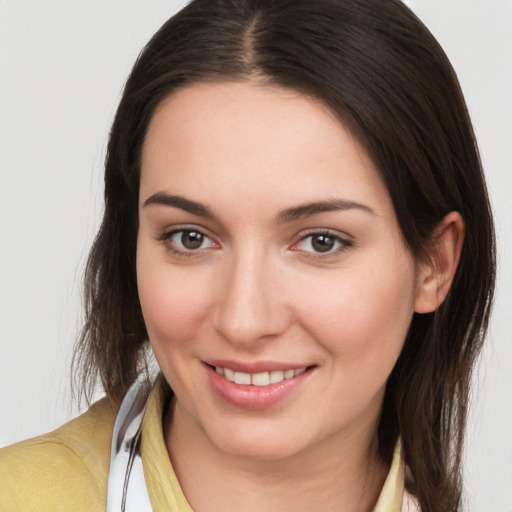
{"left": 136, "top": 81, "right": 464, "bottom": 512}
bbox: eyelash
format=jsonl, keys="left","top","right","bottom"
{"left": 292, "top": 230, "right": 353, "bottom": 260}
{"left": 156, "top": 227, "right": 218, "bottom": 258}
{"left": 156, "top": 227, "right": 353, "bottom": 260}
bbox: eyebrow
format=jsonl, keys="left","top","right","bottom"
{"left": 276, "top": 198, "right": 375, "bottom": 223}
{"left": 143, "top": 192, "right": 375, "bottom": 222}
{"left": 143, "top": 192, "right": 216, "bottom": 218}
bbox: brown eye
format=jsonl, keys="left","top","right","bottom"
{"left": 311, "top": 234, "right": 336, "bottom": 253}
{"left": 161, "top": 229, "right": 216, "bottom": 254}
{"left": 294, "top": 231, "right": 351, "bottom": 256}
{"left": 181, "top": 230, "right": 204, "bottom": 249}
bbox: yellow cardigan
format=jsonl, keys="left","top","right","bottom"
{"left": 0, "top": 377, "right": 412, "bottom": 511}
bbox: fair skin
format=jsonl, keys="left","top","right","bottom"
{"left": 136, "top": 82, "right": 464, "bottom": 512}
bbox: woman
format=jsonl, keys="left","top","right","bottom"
{"left": 0, "top": 0, "right": 495, "bottom": 511}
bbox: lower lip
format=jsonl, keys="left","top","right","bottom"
{"left": 205, "top": 364, "right": 312, "bottom": 409}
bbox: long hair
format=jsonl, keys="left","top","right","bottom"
{"left": 73, "top": 1, "right": 496, "bottom": 510}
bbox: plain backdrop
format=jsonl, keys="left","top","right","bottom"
{"left": 0, "top": 1, "right": 511, "bottom": 510}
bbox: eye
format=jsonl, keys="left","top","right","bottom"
{"left": 294, "top": 231, "right": 352, "bottom": 256}
{"left": 173, "top": 230, "right": 208, "bottom": 250}
{"left": 158, "top": 228, "right": 217, "bottom": 254}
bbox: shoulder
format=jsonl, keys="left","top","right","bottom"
{"left": 0, "top": 397, "right": 116, "bottom": 512}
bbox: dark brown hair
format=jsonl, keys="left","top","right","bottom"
{"left": 73, "top": 1, "right": 496, "bottom": 510}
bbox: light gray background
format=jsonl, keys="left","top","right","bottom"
{"left": 0, "top": 1, "right": 510, "bottom": 510}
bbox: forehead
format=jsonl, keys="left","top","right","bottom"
{"left": 140, "top": 81, "right": 392, "bottom": 217}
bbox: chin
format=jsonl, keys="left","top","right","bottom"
{"left": 206, "top": 423, "right": 306, "bottom": 461}
{"left": 218, "top": 442, "right": 301, "bottom": 461}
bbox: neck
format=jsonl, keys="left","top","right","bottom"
{"left": 165, "top": 400, "right": 388, "bottom": 512}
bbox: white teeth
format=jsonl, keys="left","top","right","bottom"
{"left": 224, "top": 368, "right": 235, "bottom": 381}
{"left": 270, "top": 370, "right": 284, "bottom": 383}
{"left": 234, "top": 371, "right": 251, "bottom": 385}
{"left": 251, "top": 372, "right": 271, "bottom": 386}
{"left": 214, "top": 366, "right": 308, "bottom": 386}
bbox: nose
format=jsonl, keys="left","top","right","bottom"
{"left": 211, "top": 249, "right": 290, "bottom": 347}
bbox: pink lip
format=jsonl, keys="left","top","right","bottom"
{"left": 204, "top": 362, "right": 313, "bottom": 409}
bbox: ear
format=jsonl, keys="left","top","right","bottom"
{"left": 414, "top": 211, "right": 465, "bottom": 314}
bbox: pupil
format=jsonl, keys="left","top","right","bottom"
{"left": 181, "top": 231, "right": 203, "bottom": 249}
{"left": 312, "top": 234, "right": 334, "bottom": 253}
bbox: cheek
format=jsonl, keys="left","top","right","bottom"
{"left": 136, "top": 246, "right": 213, "bottom": 349}
{"left": 293, "top": 256, "right": 416, "bottom": 371}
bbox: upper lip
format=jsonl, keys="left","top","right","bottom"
{"left": 204, "top": 359, "right": 312, "bottom": 374}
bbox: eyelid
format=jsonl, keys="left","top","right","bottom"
{"left": 290, "top": 229, "right": 353, "bottom": 258}
{"left": 154, "top": 224, "right": 353, "bottom": 260}
{"left": 155, "top": 224, "right": 219, "bottom": 256}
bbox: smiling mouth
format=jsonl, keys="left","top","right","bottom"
{"left": 211, "top": 366, "right": 309, "bottom": 387}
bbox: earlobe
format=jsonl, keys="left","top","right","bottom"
{"left": 414, "top": 211, "right": 465, "bottom": 314}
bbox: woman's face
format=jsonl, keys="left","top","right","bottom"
{"left": 137, "top": 82, "right": 423, "bottom": 460}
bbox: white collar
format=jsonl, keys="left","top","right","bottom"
{"left": 106, "top": 375, "right": 153, "bottom": 512}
